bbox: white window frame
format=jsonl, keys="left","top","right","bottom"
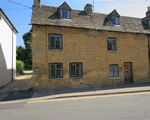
{"left": 111, "top": 16, "right": 119, "bottom": 25}
{"left": 60, "top": 9, "right": 70, "bottom": 19}
{"left": 49, "top": 63, "right": 63, "bottom": 78}
{"left": 49, "top": 35, "right": 62, "bottom": 49}
{"left": 107, "top": 38, "right": 117, "bottom": 51}
{"left": 109, "top": 65, "right": 119, "bottom": 77}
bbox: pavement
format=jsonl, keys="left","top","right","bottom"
{"left": 1, "top": 70, "right": 33, "bottom": 93}
{"left": 1, "top": 82, "right": 150, "bottom": 103}
{"left": 0, "top": 70, "right": 33, "bottom": 101}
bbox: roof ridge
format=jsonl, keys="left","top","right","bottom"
{"left": 40, "top": 4, "right": 108, "bottom": 16}
{"left": 40, "top": 4, "right": 142, "bottom": 19}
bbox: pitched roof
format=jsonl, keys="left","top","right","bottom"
{"left": 107, "top": 9, "right": 120, "bottom": 17}
{"left": 31, "top": 4, "right": 150, "bottom": 34}
{"left": 58, "top": 2, "right": 71, "bottom": 10}
{"left": 0, "top": 8, "right": 18, "bottom": 33}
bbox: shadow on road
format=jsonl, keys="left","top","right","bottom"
{"left": 1, "top": 82, "right": 150, "bottom": 102}
{"left": 0, "top": 90, "right": 34, "bottom": 102}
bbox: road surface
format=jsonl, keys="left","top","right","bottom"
{"left": 0, "top": 92, "right": 150, "bottom": 120}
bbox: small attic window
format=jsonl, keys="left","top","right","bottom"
{"left": 111, "top": 16, "right": 119, "bottom": 25}
{"left": 60, "top": 9, "right": 70, "bottom": 19}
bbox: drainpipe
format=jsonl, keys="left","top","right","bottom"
{"left": 148, "top": 35, "right": 150, "bottom": 60}
{"left": 12, "top": 29, "right": 14, "bottom": 81}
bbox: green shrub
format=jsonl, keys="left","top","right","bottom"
{"left": 16, "top": 60, "right": 25, "bottom": 75}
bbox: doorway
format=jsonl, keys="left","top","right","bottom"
{"left": 124, "top": 62, "right": 133, "bottom": 83}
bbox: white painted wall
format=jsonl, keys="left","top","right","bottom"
{"left": 0, "top": 13, "right": 17, "bottom": 87}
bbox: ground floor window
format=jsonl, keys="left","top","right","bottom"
{"left": 109, "top": 64, "right": 119, "bottom": 77}
{"left": 49, "top": 63, "right": 63, "bottom": 78}
{"left": 70, "top": 63, "right": 82, "bottom": 77}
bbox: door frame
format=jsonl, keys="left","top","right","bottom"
{"left": 124, "top": 62, "right": 133, "bottom": 83}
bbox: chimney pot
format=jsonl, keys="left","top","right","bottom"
{"left": 84, "top": 4, "right": 92, "bottom": 15}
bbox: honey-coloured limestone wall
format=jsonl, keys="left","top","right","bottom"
{"left": 31, "top": 25, "right": 150, "bottom": 90}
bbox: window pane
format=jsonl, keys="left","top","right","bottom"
{"left": 111, "top": 16, "right": 115, "bottom": 24}
{"left": 67, "top": 11, "right": 70, "bottom": 19}
{"left": 76, "top": 63, "right": 81, "bottom": 69}
{"left": 76, "top": 69, "right": 81, "bottom": 76}
{"left": 114, "top": 65, "right": 119, "bottom": 77}
{"left": 56, "top": 40, "right": 60, "bottom": 48}
{"left": 56, "top": 69, "right": 62, "bottom": 77}
{"left": 112, "top": 39, "right": 117, "bottom": 50}
{"left": 57, "top": 64, "right": 62, "bottom": 69}
{"left": 71, "top": 64, "right": 75, "bottom": 75}
{"left": 50, "top": 65, "right": 55, "bottom": 77}
{"left": 109, "top": 66, "right": 114, "bottom": 77}
{"left": 56, "top": 36, "right": 61, "bottom": 40}
{"left": 107, "top": 39, "right": 112, "bottom": 50}
{"left": 61, "top": 10, "right": 70, "bottom": 19}
{"left": 50, "top": 36, "right": 55, "bottom": 48}
{"left": 62, "top": 10, "right": 67, "bottom": 18}
{"left": 115, "top": 17, "right": 119, "bottom": 25}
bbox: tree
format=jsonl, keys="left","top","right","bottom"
{"left": 16, "top": 28, "right": 32, "bottom": 70}
{"left": 22, "top": 28, "right": 32, "bottom": 70}
{"left": 23, "top": 29, "right": 32, "bottom": 50}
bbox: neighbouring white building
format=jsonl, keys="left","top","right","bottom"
{"left": 0, "top": 8, "right": 18, "bottom": 88}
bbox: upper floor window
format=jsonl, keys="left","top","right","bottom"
{"left": 49, "top": 35, "right": 62, "bottom": 49}
{"left": 60, "top": 9, "right": 70, "bottom": 19}
{"left": 107, "top": 38, "right": 117, "bottom": 51}
{"left": 111, "top": 16, "right": 119, "bottom": 25}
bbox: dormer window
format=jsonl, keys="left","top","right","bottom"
{"left": 111, "top": 16, "right": 119, "bottom": 25}
{"left": 58, "top": 2, "right": 71, "bottom": 19}
{"left": 60, "top": 9, "right": 70, "bottom": 19}
{"left": 104, "top": 9, "right": 120, "bottom": 26}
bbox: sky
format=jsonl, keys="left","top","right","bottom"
{"left": 1, "top": 0, "right": 150, "bottom": 48}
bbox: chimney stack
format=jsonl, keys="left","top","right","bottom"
{"left": 33, "top": 0, "right": 41, "bottom": 7}
{"left": 146, "top": 7, "right": 150, "bottom": 17}
{"left": 84, "top": 4, "right": 92, "bottom": 15}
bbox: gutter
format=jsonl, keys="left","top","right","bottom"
{"left": 29, "top": 23, "right": 150, "bottom": 35}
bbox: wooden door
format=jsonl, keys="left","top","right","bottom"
{"left": 124, "top": 62, "right": 132, "bottom": 83}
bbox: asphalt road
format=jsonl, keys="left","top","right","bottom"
{"left": 0, "top": 92, "right": 150, "bottom": 120}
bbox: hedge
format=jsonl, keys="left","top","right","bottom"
{"left": 16, "top": 60, "right": 25, "bottom": 75}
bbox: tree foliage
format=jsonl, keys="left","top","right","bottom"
{"left": 16, "top": 28, "right": 32, "bottom": 70}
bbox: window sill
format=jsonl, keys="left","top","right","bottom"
{"left": 107, "top": 50, "right": 117, "bottom": 52}
{"left": 70, "top": 76, "right": 83, "bottom": 79}
{"left": 60, "top": 18, "right": 71, "bottom": 20}
{"left": 49, "top": 77, "right": 63, "bottom": 80}
{"left": 48, "top": 49, "right": 63, "bottom": 51}
{"left": 114, "top": 25, "right": 120, "bottom": 26}
{"left": 112, "top": 24, "right": 120, "bottom": 26}
{"left": 109, "top": 77, "right": 120, "bottom": 79}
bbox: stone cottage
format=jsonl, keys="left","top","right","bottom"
{"left": 31, "top": 0, "right": 150, "bottom": 90}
